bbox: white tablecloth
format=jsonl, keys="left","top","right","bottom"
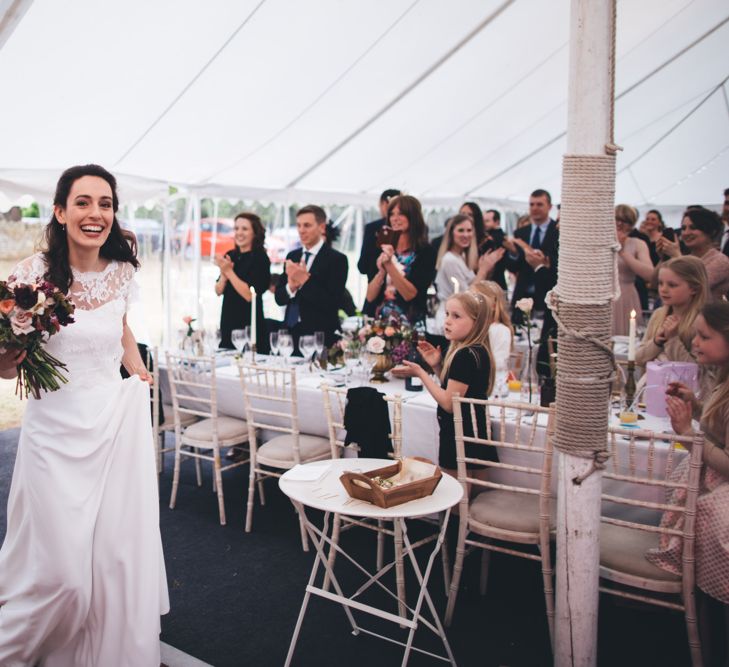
{"left": 160, "top": 354, "right": 679, "bottom": 523}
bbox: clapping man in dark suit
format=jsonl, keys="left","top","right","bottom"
{"left": 504, "top": 189, "right": 559, "bottom": 382}
{"left": 503, "top": 189, "right": 559, "bottom": 322}
{"left": 275, "top": 205, "right": 348, "bottom": 351}
{"left": 357, "top": 188, "right": 400, "bottom": 315}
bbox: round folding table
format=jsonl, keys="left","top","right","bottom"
{"left": 279, "top": 458, "right": 463, "bottom": 666}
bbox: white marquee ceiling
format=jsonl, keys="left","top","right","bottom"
{"left": 0, "top": 0, "right": 727, "bottom": 207}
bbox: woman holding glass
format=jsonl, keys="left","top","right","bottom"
{"left": 215, "top": 212, "right": 270, "bottom": 353}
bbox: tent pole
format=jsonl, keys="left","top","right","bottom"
{"left": 554, "top": 1, "right": 615, "bottom": 665}
{"left": 191, "top": 194, "right": 202, "bottom": 325}
{"left": 162, "top": 199, "right": 172, "bottom": 349}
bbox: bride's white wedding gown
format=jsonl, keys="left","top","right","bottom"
{"left": 0, "top": 254, "right": 169, "bottom": 666}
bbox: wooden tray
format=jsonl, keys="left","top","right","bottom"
{"left": 339, "top": 457, "right": 442, "bottom": 509}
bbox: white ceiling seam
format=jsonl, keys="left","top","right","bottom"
{"left": 200, "top": 0, "right": 424, "bottom": 185}
{"left": 285, "top": 0, "right": 517, "bottom": 188}
{"left": 113, "top": 0, "right": 269, "bottom": 167}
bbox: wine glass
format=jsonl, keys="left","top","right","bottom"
{"left": 343, "top": 346, "right": 360, "bottom": 386}
{"left": 269, "top": 331, "right": 280, "bottom": 362}
{"left": 314, "top": 331, "right": 325, "bottom": 364}
{"left": 278, "top": 331, "right": 294, "bottom": 365}
{"left": 231, "top": 329, "right": 245, "bottom": 353}
{"left": 299, "top": 335, "right": 316, "bottom": 367}
{"left": 206, "top": 327, "right": 221, "bottom": 354}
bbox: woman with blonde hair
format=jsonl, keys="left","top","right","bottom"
{"left": 636, "top": 256, "right": 709, "bottom": 366}
{"left": 431, "top": 215, "right": 503, "bottom": 337}
{"left": 471, "top": 280, "right": 513, "bottom": 378}
{"left": 613, "top": 203, "right": 655, "bottom": 335}
{"left": 393, "top": 290, "right": 496, "bottom": 474}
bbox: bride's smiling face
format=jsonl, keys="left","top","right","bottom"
{"left": 54, "top": 176, "right": 115, "bottom": 253}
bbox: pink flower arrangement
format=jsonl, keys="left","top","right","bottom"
{"left": 0, "top": 277, "right": 76, "bottom": 399}
{"left": 353, "top": 312, "right": 417, "bottom": 364}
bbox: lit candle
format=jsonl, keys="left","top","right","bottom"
{"left": 451, "top": 276, "right": 459, "bottom": 294}
{"left": 628, "top": 309, "right": 636, "bottom": 361}
{"left": 250, "top": 286, "right": 257, "bottom": 348}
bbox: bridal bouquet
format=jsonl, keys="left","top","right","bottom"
{"left": 0, "top": 277, "right": 76, "bottom": 399}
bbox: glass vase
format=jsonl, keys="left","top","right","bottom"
{"left": 519, "top": 349, "right": 540, "bottom": 405}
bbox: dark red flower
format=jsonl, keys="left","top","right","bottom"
{"left": 13, "top": 285, "right": 37, "bottom": 310}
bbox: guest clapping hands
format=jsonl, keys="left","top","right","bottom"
{"left": 215, "top": 213, "right": 270, "bottom": 352}
{"left": 365, "top": 195, "right": 436, "bottom": 330}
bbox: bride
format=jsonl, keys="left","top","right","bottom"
{"left": 0, "top": 164, "right": 169, "bottom": 666}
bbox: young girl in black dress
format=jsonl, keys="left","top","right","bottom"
{"left": 394, "top": 290, "right": 496, "bottom": 475}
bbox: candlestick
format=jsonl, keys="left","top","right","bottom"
{"left": 250, "top": 286, "right": 257, "bottom": 351}
{"left": 628, "top": 309, "right": 636, "bottom": 361}
{"left": 624, "top": 360, "right": 636, "bottom": 409}
{"left": 451, "top": 276, "right": 459, "bottom": 293}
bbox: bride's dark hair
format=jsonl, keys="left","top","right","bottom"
{"left": 43, "top": 164, "right": 139, "bottom": 293}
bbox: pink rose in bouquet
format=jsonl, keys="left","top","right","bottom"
{"left": 0, "top": 277, "right": 76, "bottom": 399}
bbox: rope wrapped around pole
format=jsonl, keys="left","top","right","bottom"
{"left": 549, "top": 153, "right": 617, "bottom": 468}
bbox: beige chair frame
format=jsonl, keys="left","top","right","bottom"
{"left": 445, "top": 396, "right": 556, "bottom": 650}
{"left": 148, "top": 347, "right": 197, "bottom": 474}
{"left": 237, "top": 361, "right": 331, "bottom": 551}
{"left": 166, "top": 352, "right": 249, "bottom": 525}
{"left": 600, "top": 426, "right": 705, "bottom": 666}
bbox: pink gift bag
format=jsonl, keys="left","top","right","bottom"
{"left": 644, "top": 361, "right": 699, "bottom": 418}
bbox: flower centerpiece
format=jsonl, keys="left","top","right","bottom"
{"left": 354, "top": 313, "right": 417, "bottom": 383}
{"left": 0, "top": 277, "right": 76, "bottom": 399}
{"left": 181, "top": 315, "right": 204, "bottom": 355}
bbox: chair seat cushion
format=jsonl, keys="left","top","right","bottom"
{"left": 600, "top": 522, "right": 680, "bottom": 582}
{"left": 258, "top": 434, "right": 331, "bottom": 464}
{"left": 183, "top": 416, "right": 249, "bottom": 443}
{"left": 469, "top": 489, "right": 554, "bottom": 534}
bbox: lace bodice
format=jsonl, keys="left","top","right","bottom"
{"left": 10, "top": 253, "right": 138, "bottom": 390}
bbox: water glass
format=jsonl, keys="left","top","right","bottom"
{"left": 299, "top": 335, "right": 316, "bottom": 363}
{"left": 269, "top": 331, "right": 280, "bottom": 361}
{"left": 231, "top": 329, "right": 245, "bottom": 353}
{"left": 278, "top": 331, "right": 294, "bottom": 364}
{"left": 314, "top": 331, "right": 325, "bottom": 358}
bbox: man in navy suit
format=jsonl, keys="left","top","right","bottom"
{"left": 504, "top": 190, "right": 559, "bottom": 382}
{"left": 503, "top": 189, "right": 559, "bottom": 319}
{"left": 275, "top": 205, "right": 348, "bottom": 350}
{"left": 357, "top": 188, "right": 400, "bottom": 315}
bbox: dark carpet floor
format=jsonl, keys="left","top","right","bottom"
{"left": 0, "top": 428, "right": 691, "bottom": 667}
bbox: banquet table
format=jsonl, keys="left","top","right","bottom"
{"left": 159, "top": 352, "right": 680, "bottom": 523}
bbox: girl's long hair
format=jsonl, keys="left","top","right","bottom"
{"left": 643, "top": 256, "right": 708, "bottom": 355}
{"left": 436, "top": 214, "right": 478, "bottom": 271}
{"left": 471, "top": 280, "right": 514, "bottom": 348}
{"left": 43, "top": 164, "right": 138, "bottom": 293}
{"left": 700, "top": 301, "right": 729, "bottom": 436}
{"left": 440, "top": 291, "right": 495, "bottom": 395}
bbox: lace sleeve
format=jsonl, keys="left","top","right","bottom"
{"left": 9, "top": 253, "right": 46, "bottom": 284}
{"left": 119, "top": 262, "right": 140, "bottom": 312}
